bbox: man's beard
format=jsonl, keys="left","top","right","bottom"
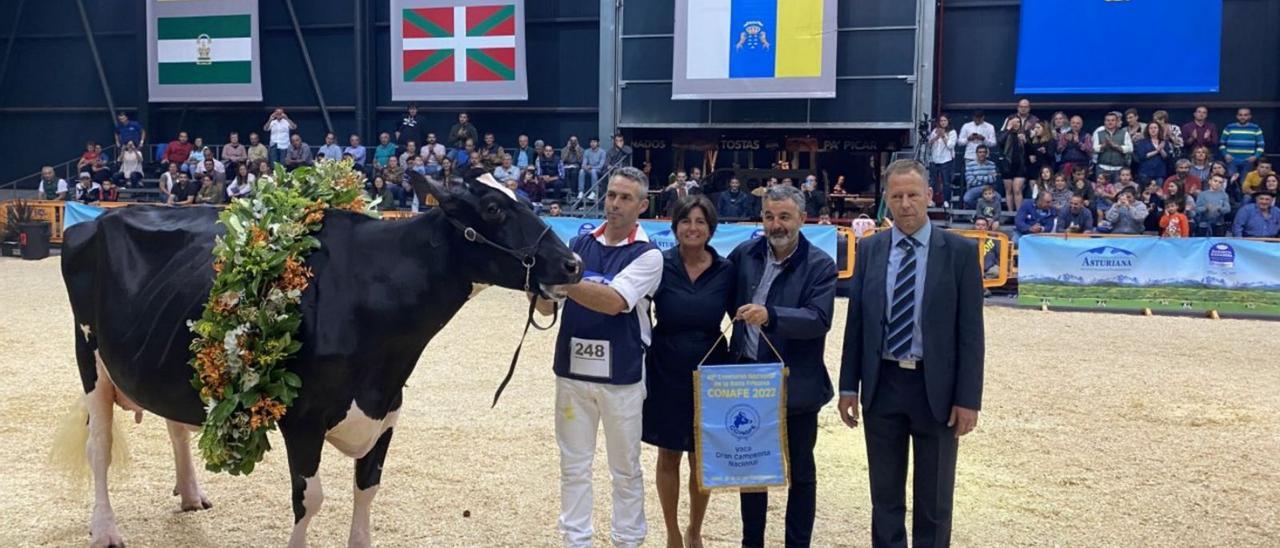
{"left": 768, "top": 230, "right": 796, "bottom": 250}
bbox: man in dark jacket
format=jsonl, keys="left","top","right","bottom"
{"left": 729, "top": 184, "right": 836, "bottom": 548}
{"left": 716, "top": 177, "right": 756, "bottom": 220}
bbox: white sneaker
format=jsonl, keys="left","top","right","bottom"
{"left": 577, "top": 191, "right": 584, "bottom": 201}
{"left": 587, "top": 190, "right": 597, "bottom": 201}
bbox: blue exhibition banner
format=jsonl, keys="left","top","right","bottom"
{"left": 542, "top": 217, "right": 838, "bottom": 262}
{"left": 64, "top": 201, "right": 105, "bottom": 231}
{"left": 695, "top": 363, "right": 788, "bottom": 491}
{"left": 1018, "top": 236, "right": 1280, "bottom": 315}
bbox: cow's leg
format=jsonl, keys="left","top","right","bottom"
{"left": 87, "top": 360, "right": 124, "bottom": 548}
{"left": 284, "top": 427, "right": 326, "bottom": 548}
{"left": 165, "top": 420, "right": 212, "bottom": 511}
{"left": 349, "top": 427, "right": 394, "bottom": 548}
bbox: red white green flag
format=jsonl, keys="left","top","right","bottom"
{"left": 391, "top": 0, "right": 527, "bottom": 100}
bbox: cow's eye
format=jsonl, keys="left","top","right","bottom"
{"left": 486, "top": 204, "right": 501, "bottom": 216}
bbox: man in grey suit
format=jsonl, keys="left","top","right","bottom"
{"left": 838, "top": 159, "right": 985, "bottom": 547}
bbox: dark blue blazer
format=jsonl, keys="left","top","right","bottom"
{"left": 839, "top": 227, "right": 985, "bottom": 423}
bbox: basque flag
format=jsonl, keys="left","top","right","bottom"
{"left": 391, "top": 0, "right": 528, "bottom": 101}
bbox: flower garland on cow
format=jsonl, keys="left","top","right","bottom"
{"left": 188, "top": 161, "right": 377, "bottom": 475}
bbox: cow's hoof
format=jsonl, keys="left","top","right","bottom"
{"left": 89, "top": 523, "right": 125, "bottom": 548}
{"left": 179, "top": 492, "right": 213, "bottom": 512}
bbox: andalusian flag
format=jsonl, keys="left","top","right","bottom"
{"left": 391, "top": 0, "right": 528, "bottom": 101}
{"left": 146, "top": 0, "right": 261, "bottom": 102}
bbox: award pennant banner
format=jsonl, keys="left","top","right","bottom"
{"left": 695, "top": 363, "right": 788, "bottom": 491}
{"left": 390, "top": 0, "right": 529, "bottom": 101}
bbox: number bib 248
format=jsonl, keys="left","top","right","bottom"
{"left": 569, "top": 337, "right": 611, "bottom": 379}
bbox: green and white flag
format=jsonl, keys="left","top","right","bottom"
{"left": 147, "top": 0, "right": 261, "bottom": 102}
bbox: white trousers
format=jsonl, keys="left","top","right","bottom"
{"left": 555, "top": 377, "right": 647, "bottom": 548}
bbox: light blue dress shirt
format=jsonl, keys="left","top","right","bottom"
{"left": 883, "top": 222, "right": 931, "bottom": 361}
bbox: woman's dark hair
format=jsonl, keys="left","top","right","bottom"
{"left": 671, "top": 194, "right": 718, "bottom": 239}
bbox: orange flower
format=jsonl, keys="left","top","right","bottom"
{"left": 211, "top": 291, "right": 239, "bottom": 315}
{"left": 249, "top": 397, "right": 287, "bottom": 429}
{"left": 277, "top": 255, "right": 313, "bottom": 294}
{"left": 250, "top": 226, "right": 269, "bottom": 246}
{"left": 195, "top": 344, "right": 229, "bottom": 399}
{"left": 343, "top": 195, "right": 366, "bottom": 212}
{"left": 212, "top": 260, "right": 224, "bottom": 274}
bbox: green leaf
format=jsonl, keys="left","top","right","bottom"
{"left": 282, "top": 372, "right": 302, "bottom": 388}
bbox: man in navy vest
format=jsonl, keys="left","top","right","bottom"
{"left": 729, "top": 184, "right": 837, "bottom": 547}
{"left": 537, "top": 166, "right": 662, "bottom": 548}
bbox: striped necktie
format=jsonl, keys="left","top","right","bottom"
{"left": 887, "top": 237, "right": 919, "bottom": 360}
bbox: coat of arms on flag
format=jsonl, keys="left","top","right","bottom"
{"left": 391, "top": 0, "right": 528, "bottom": 101}
{"left": 146, "top": 0, "right": 262, "bottom": 102}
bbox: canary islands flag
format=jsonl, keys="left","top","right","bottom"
{"left": 673, "top": 0, "right": 835, "bottom": 100}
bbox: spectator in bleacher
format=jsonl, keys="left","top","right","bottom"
{"left": 1005, "top": 98, "right": 1039, "bottom": 138}
{"left": 284, "top": 134, "right": 313, "bottom": 171}
{"left": 367, "top": 176, "right": 395, "bottom": 212}
{"left": 344, "top": 134, "right": 366, "bottom": 166}
{"left": 1068, "top": 167, "right": 1094, "bottom": 207}
{"left": 374, "top": 132, "right": 396, "bottom": 168}
{"left": 318, "top": 132, "right": 342, "bottom": 163}
{"left": 959, "top": 110, "right": 996, "bottom": 164}
{"left": 1050, "top": 111, "right": 1069, "bottom": 135}
{"left": 196, "top": 151, "right": 225, "bottom": 176}
{"left": 927, "top": 114, "right": 957, "bottom": 206}
{"left": 802, "top": 175, "right": 827, "bottom": 219}
{"left": 395, "top": 103, "right": 424, "bottom": 151}
{"left": 1152, "top": 110, "right": 1183, "bottom": 156}
{"left": 1049, "top": 173, "right": 1072, "bottom": 210}
{"left": 72, "top": 172, "right": 100, "bottom": 204}
{"left": 1014, "top": 191, "right": 1056, "bottom": 242}
{"left": 689, "top": 167, "right": 706, "bottom": 190}
{"left": 561, "top": 136, "right": 586, "bottom": 200}
{"left": 479, "top": 132, "right": 505, "bottom": 168}
{"left": 1135, "top": 122, "right": 1173, "bottom": 185}
{"left": 963, "top": 144, "right": 1000, "bottom": 207}
{"left": 1116, "top": 167, "right": 1141, "bottom": 197}
{"left": 817, "top": 209, "right": 832, "bottom": 225}
{"left": 1265, "top": 173, "right": 1280, "bottom": 196}
{"left": 1057, "top": 195, "right": 1094, "bottom": 233}
{"left": 1181, "top": 106, "right": 1218, "bottom": 156}
{"left": 582, "top": 137, "right": 607, "bottom": 194}
{"left": 520, "top": 168, "right": 545, "bottom": 203}
{"left": 448, "top": 111, "right": 478, "bottom": 149}
{"left": 1057, "top": 115, "right": 1094, "bottom": 176}
{"left": 186, "top": 138, "right": 207, "bottom": 175}
{"left": 158, "top": 162, "right": 180, "bottom": 202}
{"left": 264, "top": 108, "right": 297, "bottom": 166}
{"left": 1093, "top": 112, "right": 1133, "bottom": 179}
{"left": 1123, "top": 108, "right": 1144, "bottom": 143}
{"left": 1221, "top": 108, "right": 1266, "bottom": 181}
{"left": 503, "top": 178, "right": 532, "bottom": 205}
{"left": 537, "top": 144, "right": 566, "bottom": 200}
{"left": 246, "top": 132, "right": 269, "bottom": 166}
{"left": 201, "top": 158, "right": 227, "bottom": 186}
{"left": 1159, "top": 199, "right": 1190, "bottom": 238}
{"left": 662, "top": 171, "right": 694, "bottom": 216}
{"left": 1027, "top": 121, "right": 1056, "bottom": 186}
{"left": 1093, "top": 171, "right": 1117, "bottom": 217}
{"left": 1103, "top": 189, "right": 1148, "bottom": 234}
{"left": 974, "top": 185, "right": 1002, "bottom": 226}
{"left": 99, "top": 179, "right": 119, "bottom": 202}
{"left": 379, "top": 156, "right": 404, "bottom": 202}
{"left": 1140, "top": 182, "right": 1165, "bottom": 235}
{"left": 717, "top": 177, "right": 754, "bottom": 220}
{"left": 1197, "top": 174, "right": 1231, "bottom": 236}
{"left": 397, "top": 140, "right": 419, "bottom": 169}
{"left": 546, "top": 201, "right": 562, "bottom": 217}
{"left": 114, "top": 112, "right": 145, "bottom": 148}
{"left": 448, "top": 138, "right": 475, "bottom": 169}
{"left": 1208, "top": 161, "right": 1236, "bottom": 204}
{"left": 89, "top": 158, "right": 112, "bottom": 185}
{"left": 494, "top": 154, "right": 520, "bottom": 182}
{"left": 162, "top": 131, "right": 193, "bottom": 174}
{"left": 254, "top": 159, "right": 272, "bottom": 179}
{"left": 76, "top": 141, "right": 99, "bottom": 172}
{"left": 512, "top": 134, "right": 536, "bottom": 170}
{"left": 1232, "top": 190, "right": 1280, "bottom": 237}
{"left": 1188, "top": 146, "right": 1213, "bottom": 183}
{"left": 1241, "top": 158, "right": 1274, "bottom": 198}
{"left": 1166, "top": 159, "right": 1203, "bottom": 198}
{"left": 115, "top": 141, "right": 144, "bottom": 188}
{"left": 167, "top": 172, "right": 195, "bottom": 205}
{"left": 999, "top": 117, "right": 1028, "bottom": 212}
{"left": 422, "top": 133, "right": 446, "bottom": 174}
{"left": 1031, "top": 166, "right": 1054, "bottom": 200}
{"left": 608, "top": 134, "right": 634, "bottom": 168}
{"left": 195, "top": 173, "right": 225, "bottom": 205}
{"left": 227, "top": 163, "right": 254, "bottom": 200}
{"left": 222, "top": 132, "right": 247, "bottom": 165}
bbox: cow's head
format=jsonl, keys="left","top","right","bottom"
{"left": 410, "top": 169, "right": 581, "bottom": 296}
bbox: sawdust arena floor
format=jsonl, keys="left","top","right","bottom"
{"left": 0, "top": 256, "right": 1277, "bottom": 547}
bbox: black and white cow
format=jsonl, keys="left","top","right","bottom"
{"left": 58, "top": 171, "right": 580, "bottom": 547}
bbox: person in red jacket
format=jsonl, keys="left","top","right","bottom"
{"left": 1159, "top": 199, "right": 1190, "bottom": 238}
{"left": 162, "top": 131, "right": 194, "bottom": 173}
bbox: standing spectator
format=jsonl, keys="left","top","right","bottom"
{"left": 1197, "top": 174, "right": 1231, "bottom": 236}
{"left": 643, "top": 195, "right": 733, "bottom": 548}
{"left": 958, "top": 110, "right": 996, "bottom": 163}
{"left": 493, "top": 154, "right": 520, "bottom": 182}
{"left": 1166, "top": 159, "right": 1203, "bottom": 197}
{"left": 1057, "top": 194, "right": 1095, "bottom": 233}
{"left": 1232, "top": 191, "right": 1280, "bottom": 237}
{"left": 162, "top": 132, "right": 193, "bottom": 173}
{"left": 246, "top": 132, "right": 269, "bottom": 165}
{"left": 1050, "top": 110, "right": 1070, "bottom": 135}
{"left": 36, "top": 166, "right": 68, "bottom": 200}
{"left": 284, "top": 134, "right": 313, "bottom": 171}
{"left": 717, "top": 177, "right": 755, "bottom": 219}
{"left": 1181, "top": 106, "right": 1218, "bottom": 156}
{"left": 158, "top": 162, "right": 180, "bottom": 202}
{"left": 1159, "top": 199, "right": 1190, "bottom": 238}
{"left": 1057, "top": 115, "right": 1094, "bottom": 175}
{"left": 1093, "top": 112, "right": 1133, "bottom": 179}
{"left": 447, "top": 112, "right": 478, "bottom": 149}
{"left": 116, "top": 141, "right": 145, "bottom": 188}
{"left": 512, "top": 134, "right": 536, "bottom": 170}
{"left": 1004, "top": 98, "right": 1039, "bottom": 139}
{"left": 534, "top": 167, "right": 661, "bottom": 548}
{"left": 317, "top": 132, "right": 342, "bottom": 163}
{"left": 1027, "top": 121, "right": 1056, "bottom": 182}
{"left": 607, "top": 134, "right": 634, "bottom": 169}
{"left": 927, "top": 114, "right": 957, "bottom": 206}
{"left": 1014, "top": 191, "right": 1057, "bottom": 243}
{"left": 1153, "top": 110, "right": 1183, "bottom": 156}
{"left": 1103, "top": 189, "right": 1149, "bottom": 234}
{"left": 729, "top": 184, "right": 836, "bottom": 548}
{"left": 998, "top": 117, "right": 1028, "bottom": 212}
{"left": 582, "top": 137, "right": 607, "bottom": 195}
{"left": 113, "top": 112, "right": 145, "bottom": 148}
{"left": 422, "top": 133, "right": 447, "bottom": 174}
{"left": 167, "top": 172, "right": 196, "bottom": 205}
{"left": 537, "top": 144, "right": 566, "bottom": 200}
{"left": 195, "top": 173, "right": 225, "bottom": 205}
{"left": 344, "top": 134, "right": 366, "bottom": 166}
{"left": 1135, "top": 122, "right": 1173, "bottom": 185}
{"left": 1123, "top": 108, "right": 1145, "bottom": 143}
{"left": 1049, "top": 173, "right": 1073, "bottom": 210}
{"left": 963, "top": 145, "right": 1000, "bottom": 207}
{"left": 1188, "top": 146, "right": 1213, "bottom": 182}
{"left": 1221, "top": 108, "right": 1266, "bottom": 181}
{"left": 394, "top": 103, "right": 425, "bottom": 151}
{"left": 222, "top": 132, "right": 247, "bottom": 165}
{"left": 263, "top": 108, "right": 297, "bottom": 166}
{"left": 374, "top": 132, "right": 397, "bottom": 168}
{"left": 562, "top": 136, "right": 585, "bottom": 200}
{"left": 227, "top": 163, "right": 255, "bottom": 199}
{"left": 802, "top": 175, "right": 827, "bottom": 219}
{"left": 1241, "top": 158, "right": 1275, "bottom": 198}
{"left": 72, "top": 173, "right": 101, "bottom": 204}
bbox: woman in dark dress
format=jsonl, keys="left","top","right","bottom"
{"left": 644, "top": 194, "right": 734, "bottom": 548}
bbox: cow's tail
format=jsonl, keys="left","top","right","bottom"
{"left": 49, "top": 394, "right": 132, "bottom": 482}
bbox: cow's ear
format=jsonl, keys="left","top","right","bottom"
{"left": 407, "top": 170, "right": 453, "bottom": 210}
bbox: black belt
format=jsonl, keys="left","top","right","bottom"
{"left": 881, "top": 358, "right": 924, "bottom": 371}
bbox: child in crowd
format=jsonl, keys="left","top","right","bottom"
{"left": 974, "top": 185, "right": 1002, "bottom": 227}
{"left": 1050, "top": 174, "right": 1073, "bottom": 210}
{"left": 1069, "top": 168, "right": 1094, "bottom": 210}
{"left": 1159, "top": 200, "right": 1189, "bottom": 238}
{"left": 1093, "top": 172, "right": 1116, "bottom": 218}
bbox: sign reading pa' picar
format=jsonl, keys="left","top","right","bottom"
{"left": 694, "top": 363, "right": 788, "bottom": 491}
